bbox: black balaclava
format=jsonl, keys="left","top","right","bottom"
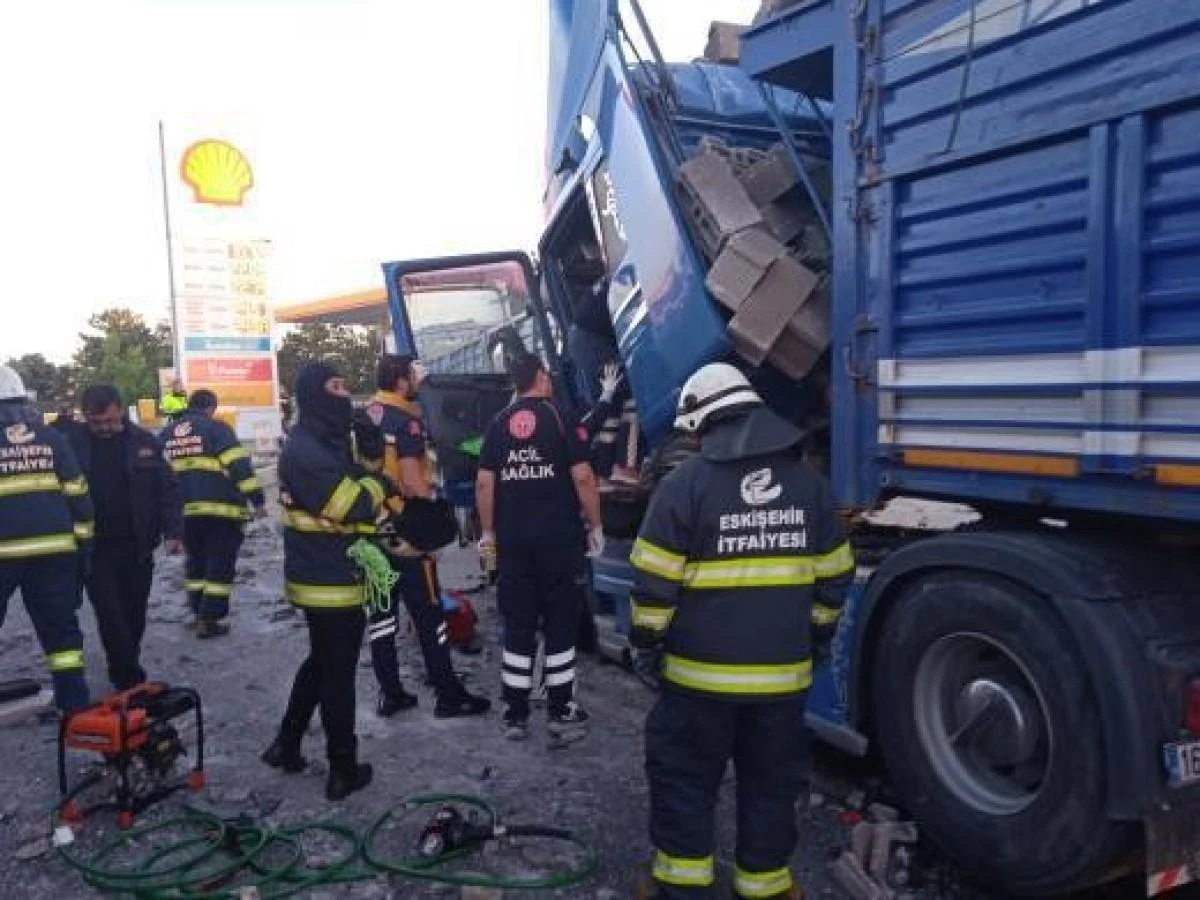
{"left": 295, "top": 362, "right": 353, "bottom": 441}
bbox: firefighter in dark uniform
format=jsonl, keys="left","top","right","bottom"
{"left": 162, "top": 390, "right": 265, "bottom": 638}
{"left": 630, "top": 363, "right": 854, "bottom": 900}
{"left": 0, "top": 365, "right": 93, "bottom": 713}
{"left": 365, "top": 355, "right": 490, "bottom": 719}
{"left": 476, "top": 353, "right": 603, "bottom": 742}
{"left": 262, "top": 362, "right": 383, "bottom": 801}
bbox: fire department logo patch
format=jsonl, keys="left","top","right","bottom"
{"left": 740, "top": 468, "right": 782, "bottom": 507}
{"left": 509, "top": 410, "right": 537, "bottom": 440}
{"left": 5, "top": 423, "right": 34, "bottom": 445}
{"left": 366, "top": 403, "right": 385, "bottom": 426}
{"left": 175, "top": 421, "right": 193, "bottom": 437}
{"left": 408, "top": 420, "right": 423, "bottom": 438}
{"left": 576, "top": 426, "right": 589, "bottom": 443}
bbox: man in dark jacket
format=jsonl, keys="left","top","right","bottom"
{"left": 70, "top": 384, "right": 183, "bottom": 691}
{"left": 630, "top": 363, "right": 853, "bottom": 900}
{"left": 262, "top": 362, "right": 383, "bottom": 801}
{"left": 161, "top": 390, "right": 266, "bottom": 637}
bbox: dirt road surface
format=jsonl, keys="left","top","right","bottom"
{"left": 0, "top": 502, "right": 1150, "bottom": 899}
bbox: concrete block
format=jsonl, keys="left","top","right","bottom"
{"left": 704, "top": 21, "right": 742, "bottom": 63}
{"left": 851, "top": 820, "right": 874, "bottom": 865}
{"left": 868, "top": 822, "right": 920, "bottom": 884}
{"left": 760, "top": 196, "right": 810, "bottom": 245}
{"left": 678, "top": 151, "right": 763, "bottom": 248}
{"left": 729, "top": 254, "right": 821, "bottom": 370}
{"left": 741, "top": 145, "right": 800, "bottom": 206}
{"left": 705, "top": 227, "right": 788, "bottom": 313}
{"left": 831, "top": 852, "right": 892, "bottom": 900}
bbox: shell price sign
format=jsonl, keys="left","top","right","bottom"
{"left": 166, "top": 127, "right": 279, "bottom": 443}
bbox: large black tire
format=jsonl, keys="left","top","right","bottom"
{"left": 871, "top": 571, "right": 1137, "bottom": 896}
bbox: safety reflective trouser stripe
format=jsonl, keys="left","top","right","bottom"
{"left": 73, "top": 521, "right": 95, "bottom": 540}
{"left": 237, "top": 477, "right": 262, "bottom": 495}
{"left": 815, "top": 541, "right": 854, "bottom": 579}
{"left": 652, "top": 851, "right": 715, "bottom": 887}
{"left": 662, "top": 655, "right": 812, "bottom": 695}
{"left": 60, "top": 476, "right": 88, "bottom": 497}
{"left": 285, "top": 581, "right": 364, "bottom": 609}
{"left": 631, "top": 538, "right": 686, "bottom": 582}
{"left": 185, "top": 580, "right": 206, "bottom": 593}
{"left": 544, "top": 648, "right": 575, "bottom": 687}
{"left": 184, "top": 501, "right": 248, "bottom": 520}
{"left": 630, "top": 598, "right": 674, "bottom": 631}
{"left": 359, "top": 477, "right": 386, "bottom": 510}
{"left": 171, "top": 456, "right": 223, "bottom": 474}
{"left": 321, "top": 478, "right": 363, "bottom": 521}
{"left": 218, "top": 447, "right": 249, "bottom": 467}
{"left": 281, "top": 510, "right": 375, "bottom": 535}
{"left": 734, "top": 865, "right": 794, "bottom": 898}
{"left": 502, "top": 651, "right": 533, "bottom": 689}
{"left": 204, "top": 582, "right": 233, "bottom": 598}
{"left": 46, "top": 649, "right": 84, "bottom": 673}
{"left": 812, "top": 603, "right": 841, "bottom": 626}
{"left": 684, "top": 557, "right": 815, "bottom": 589}
{"left": 0, "top": 533, "right": 77, "bottom": 559}
{"left": 0, "top": 473, "right": 62, "bottom": 496}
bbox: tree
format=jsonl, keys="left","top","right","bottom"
{"left": 73, "top": 308, "right": 171, "bottom": 403}
{"left": 276, "top": 324, "right": 380, "bottom": 396}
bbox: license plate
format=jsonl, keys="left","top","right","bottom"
{"left": 1164, "top": 740, "right": 1200, "bottom": 788}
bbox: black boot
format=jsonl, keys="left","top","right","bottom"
{"left": 376, "top": 688, "right": 419, "bottom": 718}
{"left": 434, "top": 688, "right": 491, "bottom": 719}
{"left": 261, "top": 735, "right": 306, "bottom": 773}
{"left": 326, "top": 754, "right": 373, "bottom": 801}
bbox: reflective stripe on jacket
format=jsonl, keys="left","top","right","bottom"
{"left": 630, "top": 450, "right": 852, "bottom": 700}
{"left": 162, "top": 412, "right": 263, "bottom": 520}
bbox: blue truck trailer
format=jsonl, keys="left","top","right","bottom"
{"left": 383, "top": 1, "right": 1200, "bottom": 894}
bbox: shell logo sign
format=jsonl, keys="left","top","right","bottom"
{"left": 180, "top": 139, "right": 254, "bottom": 206}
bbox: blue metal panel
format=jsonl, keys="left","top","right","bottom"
{"left": 743, "top": 0, "right": 1200, "bottom": 522}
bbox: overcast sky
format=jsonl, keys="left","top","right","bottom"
{"left": 0, "top": 0, "right": 758, "bottom": 363}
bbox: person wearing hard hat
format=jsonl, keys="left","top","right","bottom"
{"left": 0, "top": 365, "right": 94, "bottom": 713}
{"left": 630, "top": 363, "right": 854, "bottom": 900}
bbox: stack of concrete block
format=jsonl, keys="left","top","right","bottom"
{"left": 831, "top": 804, "right": 920, "bottom": 899}
{"left": 678, "top": 141, "right": 830, "bottom": 380}
{"left": 703, "top": 21, "right": 742, "bottom": 63}
{"left": 752, "top": 0, "right": 810, "bottom": 25}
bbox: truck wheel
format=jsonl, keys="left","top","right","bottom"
{"left": 870, "top": 571, "right": 1135, "bottom": 896}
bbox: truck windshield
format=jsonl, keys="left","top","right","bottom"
{"left": 398, "top": 260, "right": 532, "bottom": 373}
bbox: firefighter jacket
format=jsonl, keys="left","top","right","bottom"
{"left": 630, "top": 406, "right": 853, "bottom": 700}
{"left": 0, "top": 404, "right": 94, "bottom": 560}
{"left": 279, "top": 421, "right": 393, "bottom": 609}
{"left": 162, "top": 413, "right": 264, "bottom": 521}
{"left": 65, "top": 421, "right": 183, "bottom": 558}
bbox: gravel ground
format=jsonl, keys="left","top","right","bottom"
{"left": 0, "top": 497, "right": 1154, "bottom": 899}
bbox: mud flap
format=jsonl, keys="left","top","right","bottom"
{"left": 1146, "top": 805, "right": 1200, "bottom": 895}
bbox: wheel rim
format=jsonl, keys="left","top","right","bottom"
{"left": 912, "top": 631, "right": 1052, "bottom": 816}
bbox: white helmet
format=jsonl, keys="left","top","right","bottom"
{"left": 674, "top": 363, "right": 762, "bottom": 433}
{"left": 0, "top": 366, "right": 27, "bottom": 402}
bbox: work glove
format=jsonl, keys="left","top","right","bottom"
{"left": 586, "top": 525, "right": 606, "bottom": 559}
{"left": 351, "top": 409, "right": 386, "bottom": 465}
{"left": 477, "top": 531, "right": 497, "bottom": 574}
{"left": 598, "top": 363, "right": 621, "bottom": 403}
{"left": 631, "top": 644, "right": 663, "bottom": 691}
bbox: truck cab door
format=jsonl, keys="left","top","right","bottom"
{"left": 380, "top": 251, "right": 571, "bottom": 506}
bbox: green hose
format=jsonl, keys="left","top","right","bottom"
{"left": 53, "top": 793, "right": 598, "bottom": 897}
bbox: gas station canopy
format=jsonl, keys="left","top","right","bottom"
{"left": 274, "top": 288, "right": 389, "bottom": 327}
